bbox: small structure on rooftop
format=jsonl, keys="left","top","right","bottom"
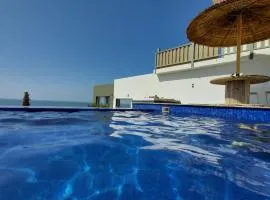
{"left": 187, "top": 0, "right": 270, "bottom": 104}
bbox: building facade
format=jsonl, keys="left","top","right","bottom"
{"left": 92, "top": 84, "right": 114, "bottom": 108}
{"left": 113, "top": 40, "right": 270, "bottom": 107}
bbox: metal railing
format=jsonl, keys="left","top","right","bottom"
{"left": 155, "top": 39, "right": 270, "bottom": 69}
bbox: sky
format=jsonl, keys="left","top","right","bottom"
{"left": 0, "top": 0, "right": 211, "bottom": 102}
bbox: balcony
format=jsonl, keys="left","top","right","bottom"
{"left": 155, "top": 39, "right": 270, "bottom": 70}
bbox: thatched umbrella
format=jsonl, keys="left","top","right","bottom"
{"left": 188, "top": 0, "right": 270, "bottom": 75}
{"left": 187, "top": 0, "right": 270, "bottom": 104}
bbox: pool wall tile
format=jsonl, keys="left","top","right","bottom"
{"left": 133, "top": 103, "right": 270, "bottom": 122}
{"left": 0, "top": 105, "right": 269, "bottom": 122}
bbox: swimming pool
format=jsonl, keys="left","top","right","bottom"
{"left": 0, "top": 111, "right": 269, "bottom": 200}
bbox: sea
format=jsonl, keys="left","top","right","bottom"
{"left": 0, "top": 98, "right": 90, "bottom": 107}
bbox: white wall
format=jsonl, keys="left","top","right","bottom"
{"left": 114, "top": 74, "right": 159, "bottom": 102}
{"left": 114, "top": 49, "right": 270, "bottom": 107}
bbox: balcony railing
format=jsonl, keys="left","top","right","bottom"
{"left": 155, "top": 39, "right": 270, "bottom": 69}
{"left": 223, "top": 39, "right": 270, "bottom": 55}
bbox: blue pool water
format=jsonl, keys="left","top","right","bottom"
{"left": 0, "top": 111, "right": 270, "bottom": 200}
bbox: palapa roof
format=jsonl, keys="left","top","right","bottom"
{"left": 187, "top": 0, "right": 270, "bottom": 47}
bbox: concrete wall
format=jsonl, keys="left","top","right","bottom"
{"left": 114, "top": 49, "right": 270, "bottom": 107}
{"left": 92, "top": 84, "right": 114, "bottom": 107}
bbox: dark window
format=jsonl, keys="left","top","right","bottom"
{"left": 96, "top": 96, "right": 100, "bottom": 105}
{"left": 115, "top": 98, "right": 132, "bottom": 108}
{"left": 105, "top": 96, "right": 110, "bottom": 105}
{"left": 116, "top": 99, "right": 120, "bottom": 107}
{"left": 218, "top": 48, "right": 222, "bottom": 57}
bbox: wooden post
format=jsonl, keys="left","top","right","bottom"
{"left": 154, "top": 48, "right": 160, "bottom": 73}
{"left": 236, "top": 14, "right": 242, "bottom": 75}
{"left": 190, "top": 43, "right": 195, "bottom": 68}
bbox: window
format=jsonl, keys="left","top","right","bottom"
{"left": 250, "top": 92, "right": 258, "bottom": 104}
{"left": 116, "top": 99, "right": 120, "bottom": 108}
{"left": 96, "top": 96, "right": 100, "bottom": 105}
{"left": 266, "top": 92, "right": 270, "bottom": 105}
{"left": 105, "top": 96, "right": 110, "bottom": 105}
{"left": 99, "top": 97, "right": 106, "bottom": 105}
{"left": 115, "top": 98, "right": 132, "bottom": 108}
{"left": 96, "top": 96, "right": 110, "bottom": 106}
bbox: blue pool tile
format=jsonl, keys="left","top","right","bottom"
{"left": 133, "top": 103, "right": 270, "bottom": 122}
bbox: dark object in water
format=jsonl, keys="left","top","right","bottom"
{"left": 22, "top": 91, "right": 30, "bottom": 107}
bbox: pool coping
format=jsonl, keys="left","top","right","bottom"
{"left": 0, "top": 106, "right": 154, "bottom": 113}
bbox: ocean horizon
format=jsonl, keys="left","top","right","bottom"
{"left": 0, "top": 98, "right": 90, "bottom": 107}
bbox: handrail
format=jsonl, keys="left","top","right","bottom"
{"left": 155, "top": 39, "right": 270, "bottom": 69}
{"left": 156, "top": 43, "right": 219, "bottom": 68}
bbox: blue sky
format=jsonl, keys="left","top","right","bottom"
{"left": 0, "top": 0, "right": 211, "bottom": 102}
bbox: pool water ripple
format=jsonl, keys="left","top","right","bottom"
{"left": 0, "top": 111, "right": 269, "bottom": 199}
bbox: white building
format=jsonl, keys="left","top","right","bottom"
{"left": 113, "top": 40, "right": 270, "bottom": 107}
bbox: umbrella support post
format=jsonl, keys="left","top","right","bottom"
{"left": 225, "top": 80, "right": 250, "bottom": 104}
{"left": 224, "top": 14, "right": 250, "bottom": 105}
{"left": 236, "top": 14, "right": 242, "bottom": 76}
